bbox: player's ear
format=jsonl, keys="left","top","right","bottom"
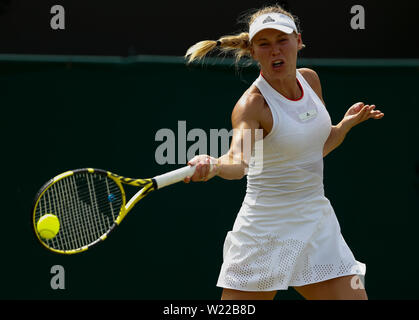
{"left": 296, "top": 33, "right": 305, "bottom": 51}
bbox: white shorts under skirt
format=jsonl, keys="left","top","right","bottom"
{"left": 216, "top": 195, "right": 366, "bottom": 291}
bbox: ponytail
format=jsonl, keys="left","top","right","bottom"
{"left": 184, "top": 40, "right": 219, "bottom": 64}
{"left": 185, "top": 32, "right": 251, "bottom": 65}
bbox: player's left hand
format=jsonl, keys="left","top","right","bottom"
{"left": 343, "top": 102, "right": 384, "bottom": 129}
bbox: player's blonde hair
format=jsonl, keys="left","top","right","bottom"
{"left": 185, "top": 4, "right": 303, "bottom": 65}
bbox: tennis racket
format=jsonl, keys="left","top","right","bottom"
{"left": 32, "top": 165, "right": 197, "bottom": 254}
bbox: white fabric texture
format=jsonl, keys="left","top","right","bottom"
{"left": 217, "top": 71, "right": 366, "bottom": 291}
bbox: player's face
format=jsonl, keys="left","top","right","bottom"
{"left": 250, "top": 29, "right": 303, "bottom": 78}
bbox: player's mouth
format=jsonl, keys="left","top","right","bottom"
{"left": 272, "top": 59, "right": 284, "bottom": 69}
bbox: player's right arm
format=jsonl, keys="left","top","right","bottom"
{"left": 186, "top": 91, "right": 265, "bottom": 182}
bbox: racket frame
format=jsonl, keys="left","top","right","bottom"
{"left": 31, "top": 168, "right": 156, "bottom": 254}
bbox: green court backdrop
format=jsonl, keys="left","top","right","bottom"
{"left": 0, "top": 55, "right": 418, "bottom": 299}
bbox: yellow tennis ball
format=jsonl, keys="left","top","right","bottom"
{"left": 37, "top": 214, "right": 60, "bottom": 240}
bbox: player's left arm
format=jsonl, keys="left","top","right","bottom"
{"left": 299, "top": 68, "right": 384, "bottom": 158}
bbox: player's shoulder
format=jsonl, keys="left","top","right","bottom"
{"left": 298, "top": 67, "right": 324, "bottom": 103}
{"left": 298, "top": 67, "right": 321, "bottom": 87}
{"left": 231, "top": 86, "right": 266, "bottom": 124}
{"left": 234, "top": 86, "right": 266, "bottom": 114}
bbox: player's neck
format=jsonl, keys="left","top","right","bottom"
{"left": 260, "top": 71, "right": 301, "bottom": 100}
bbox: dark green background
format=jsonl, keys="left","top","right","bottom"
{"left": 1, "top": 56, "right": 418, "bottom": 299}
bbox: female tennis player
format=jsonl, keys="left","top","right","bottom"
{"left": 184, "top": 5, "right": 384, "bottom": 300}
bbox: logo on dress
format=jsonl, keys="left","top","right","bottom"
{"left": 298, "top": 109, "right": 318, "bottom": 121}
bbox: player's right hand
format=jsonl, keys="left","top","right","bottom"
{"left": 184, "top": 155, "right": 219, "bottom": 183}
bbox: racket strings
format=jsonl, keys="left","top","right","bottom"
{"left": 50, "top": 177, "right": 119, "bottom": 250}
{"left": 35, "top": 172, "right": 123, "bottom": 251}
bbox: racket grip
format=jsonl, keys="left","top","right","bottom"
{"left": 153, "top": 165, "right": 197, "bottom": 190}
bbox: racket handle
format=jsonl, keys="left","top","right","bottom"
{"left": 153, "top": 165, "right": 197, "bottom": 190}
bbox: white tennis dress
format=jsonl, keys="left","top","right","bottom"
{"left": 217, "top": 70, "right": 366, "bottom": 291}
